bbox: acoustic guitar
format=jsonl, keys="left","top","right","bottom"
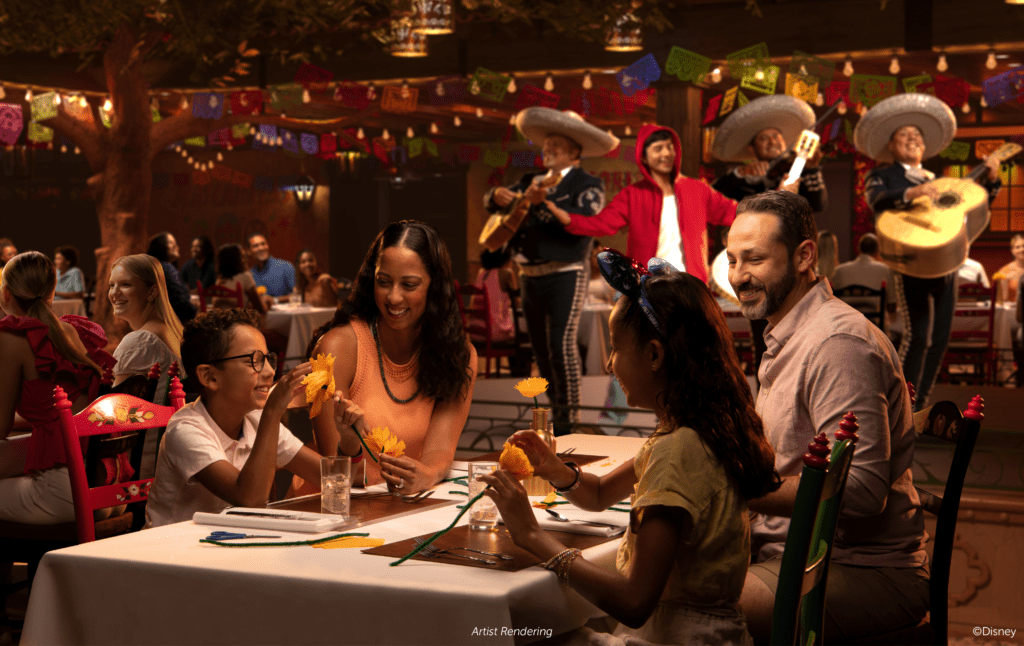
{"left": 479, "top": 172, "right": 561, "bottom": 252}
{"left": 876, "top": 142, "right": 1021, "bottom": 279}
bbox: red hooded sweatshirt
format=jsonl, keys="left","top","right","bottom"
{"left": 563, "top": 124, "right": 737, "bottom": 283}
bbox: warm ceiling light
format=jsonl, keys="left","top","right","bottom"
{"left": 889, "top": 56, "right": 900, "bottom": 74}
{"left": 843, "top": 58, "right": 854, "bottom": 76}
{"left": 605, "top": 14, "right": 643, "bottom": 52}
{"left": 937, "top": 53, "right": 948, "bottom": 72}
{"left": 411, "top": 0, "right": 453, "bottom": 35}
{"left": 986, "top": 50, "right": 998, "bottom": 69}
{"left": 391, "top": 18, "right": 428, "bottom": 58}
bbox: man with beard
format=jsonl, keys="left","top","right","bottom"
{"left": 727, "top": 191, "right": 927, "bottom": 644}
{"left": 856, "top": 93, "right": 1001, "bottom": 410}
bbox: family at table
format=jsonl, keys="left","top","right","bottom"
{"left": 4, "top": 184, "right": 929, "bottom": 644}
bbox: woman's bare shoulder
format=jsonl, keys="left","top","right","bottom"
{"left": 316, "top": 322, "right": 357, "bottom": 355}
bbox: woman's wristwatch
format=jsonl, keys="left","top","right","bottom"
{"left": 552, "top": 462, "right": 581, "bottom": 493}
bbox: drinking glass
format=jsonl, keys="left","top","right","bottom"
{"left": 321, "top": 455, "right": 351, "bottom": 517}
{"left": 468, "top": 461, "right": 499, "bottom": 531}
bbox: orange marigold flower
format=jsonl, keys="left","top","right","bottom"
{"left": 301, "top": 353, "right": 336, "bottom": 419}
{"left": 514, "top": 377, "right": 549, "bottom": 399}
{"left": 499, "top": 442, "right": 534, "bottom": 480}
{"left": 364, "top": 426, "right": 406, "bottom": 458}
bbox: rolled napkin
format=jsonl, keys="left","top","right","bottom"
{"left": 193, "top": 508, "right": 351, "bottom": 534}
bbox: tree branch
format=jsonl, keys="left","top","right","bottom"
{"left": 38, "top": 108, "right": 107, "bottom": 171}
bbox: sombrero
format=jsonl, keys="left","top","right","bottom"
{"left": 853, "top": 93, "right": 956, "bottom": 163}
{"left": 515, "top": 107, "right": 620, "bottom": 158}
{"left": 711, "top": 95, "right": 815, "bottom": 162}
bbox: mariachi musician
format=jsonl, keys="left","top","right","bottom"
{"left": 483, "top": 107, "right": 618, "bottom": 434}
{"left": 710, "top": 94, "right": 828, "bottom": 382}
{"left": 855, "top": 93, "right": 1001, "bottom": 410}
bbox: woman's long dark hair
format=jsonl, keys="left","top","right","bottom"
{"left": 192, "top": 236, "right": 215, "bottom": 266}
{"left": 617, "top": 272, "right": 779, "bottom": 501}
{"left": 308, "top": 220, "right": 472, "bottom": 403}
{"left": 216, "top": 244, "right": 245, "bottom": 279}
{"left": 147, "top": 232, "right": 174, "bottom": 264}
{"left": 294, "top": 248, "right": 322, "bottom": 302}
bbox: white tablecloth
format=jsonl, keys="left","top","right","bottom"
{"left": 22, "top": 434, "right": 645, "bottom": 646}
{"left": 578, "top": 303, "right": 612, "bottom": 375}
{"left": 264, "top": 304, "right": 337, "bottom": 369}
{"left": 51, "top": 298, "right": 86, "bottom": 318}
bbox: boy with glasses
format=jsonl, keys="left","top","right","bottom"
{"left": 145, "top": 309, "right": 322, "bottom": 527}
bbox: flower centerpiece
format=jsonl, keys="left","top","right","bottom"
{"left": 513, "top": 377, "right": 556, "bottom": 495}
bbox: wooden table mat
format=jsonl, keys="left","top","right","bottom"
{"left": 362, "top": 525, "right": 615, "bottom": 572}
{"left": 467, "top": 452, "right": 608, "bottom": 468}
{"left": 270, "top": 493, "right": 455, "bottom": 525}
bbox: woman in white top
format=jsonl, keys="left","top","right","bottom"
{"left": 109, "top": 254, "right": 185, "bottom": 404}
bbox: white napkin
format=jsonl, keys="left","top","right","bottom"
{"left": 531, "top": 506, "right": 627, "bottom": 537}
{"left": 193, "top": 508, "right": 350, "bottom": 533}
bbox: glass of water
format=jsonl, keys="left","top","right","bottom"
{"left": 321, "top": 455, "right": 351, "bottom": 517}
{"left": 468, "top": 461, "right": 499, "bottom": 531}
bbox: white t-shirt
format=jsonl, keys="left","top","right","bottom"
{"left": 145, "top": 399, "right": 304, "bottom": 528}
{"left": 655, "top": 195, "right": 686, "bottom": 271}
{"left": 112, "top": 329, "right": 184, "bottom": 405}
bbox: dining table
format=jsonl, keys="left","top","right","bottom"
{"left": 263, "top": 302, "right": 338, "bottom": 369}
{"left": 20, "top": 434, "right": 645, "bottom": 646}
{"left": 51, "top": 298, "right": 86, "bottom": 318}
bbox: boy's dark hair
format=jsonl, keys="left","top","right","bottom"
{"left": 736, "top": 191, "right": 817, "bottom": 259}
{"left": 181, "top": 308, "right": 262, "bottom": 391}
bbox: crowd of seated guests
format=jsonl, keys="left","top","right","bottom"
{"left": 146, "top": 232, "right": 197, "bottom": 324}
{"left": 180, "top": 236, "right": 216, "bottom": 290}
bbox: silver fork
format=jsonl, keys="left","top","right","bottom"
{"left": 411, "top": 537, "right": 496, "bottom": 565}
{"left": 400, "top": 490, "right": 434, "bottom": 503}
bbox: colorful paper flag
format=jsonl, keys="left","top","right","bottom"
{"left": 408, "top": 137, "right": 425, "bottom": 158}
{"left": 726, "top": 42, "right": 770, "bottom": 80}
{"left": 320, "top": 133, "right": 337, "bottom": 157}
{"left": 719, "top": 87, "right": 739, "bottom": 116}
{"left": 294, "top": 63, "right": 333, "bottom": 91}
{"left": 616, "top": 54, "right": 661, "bottom": 97}
{"left": 514, "top": 85, "right": 560, "bottom": 111}
{"left": 939, "top": 141, "right": 971, "bottom": 162}
{"left": 785, "top": 73, "right": 819, "bottom": 102}
{"left": 740, "top": 65, "right": 779, "bottom": 95}
{"left": 0, "top": 103, "right": 24, "bottom": 145}
{"left": 211, "top": 165, "right": 233, "bottom": 182}
{"left": 280, "top": 128, "right": 300, "bottom": 155}
{"left": 850, "top": 74, "right": 897, "bottom": 107}
{"left": 230, "top": 91, "right": 263, "bottom": 116}
{"left": 231, "top": 170, "right": 253, "bottom": 188}
{"left": 457, "top": 145, "right": 481, "bottom": 163}
{"left": 703, "top": 94, "right": 723, "bottom": 125}
{"left": 511, "top": 151, "right": 537, "bottom": 168}
{"left": 469, "top": 68, "right": 513, "bottom": 102}
{"left": 300, "top": 132, "right": 319, "bottom": 155}
{"left": 253, "top": 124, "right": 278, "bottom": 152}
{"left": 826, "top": 81, "right": 850, "bottom": 106}
{"left": 268, "top": 86, "right": 303, "bottom": 111}
{"left": 336, "top": 82, "right": 373, "bottom": 110}
{"left": 932, "top": 75, "right": 970, "bottom": 108}
{"left": 381, "top": 86, "right": 419, "bottom": 113}
{"left": 184, "top": 136, "right": 206, "bottom": 147}
{"left": 902, "top": 75, "right": 933, "bottom": 94}
{"left": 31, "top": 92, "right": 59, "bottom": 121}
{"left": 192, "top": 93, "right": 224, "bottom": 119}
{"left": 27, "top": 121, "right": 53, "bottom": 143}
{"left": 975, "top": 139, "right": 1005, "bottom": 160}
{"left": 788, "top": 51, "right": 834, "bottom": 90}
{"left": 664, "top": 46, "right": 712, "bottom": 83}
{"left": 483, "top": 148, "right": 509, "bottom": 167}
{"left": 428, "top": 76, "right": 466, "bottom": 107}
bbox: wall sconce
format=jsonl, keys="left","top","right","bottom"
{"left": 293, "top": 174, "right": 317, "bottom": 209}
{"left": 605, "top": 14, "right": 643, "bottom": 52}
{"left": 412, "top": 0, "right": 453, "bottom": 35}
{"left": 391, "top": 18, "right": 428, "bottom": 58}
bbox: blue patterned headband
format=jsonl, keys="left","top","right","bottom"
{"left": 597, "top": 249, "right": 677, "bottom": 333}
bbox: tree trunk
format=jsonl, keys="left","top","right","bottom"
{"left": 91, "top": 23, "right": 154, "bottom": 338}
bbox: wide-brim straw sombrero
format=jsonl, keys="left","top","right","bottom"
{"left": 711, "top": 95, "right": 815, "bottom": 162}
{"left": 853, "top": 93, "right": 956, "bottom": 163}
{"left": 515, "top": 107, "right": 620, "bottom": 158}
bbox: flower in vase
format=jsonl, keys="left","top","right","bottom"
{"left": 302, "top": 353, "right": 336, "bottom": 418}
{"left": 365, "top": 426, "right": 406, "bottom": 458}
{"left": 499, "top": 442, "right": 534, "bottom": 480}
{"left": 514, "top": 377, "right": 549, "bottom": 407}
{"left": 256, "top": 285, "right": 268, "bottom": 295}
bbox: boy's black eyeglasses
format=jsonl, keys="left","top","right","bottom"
{"left": 208, "top": 351, "right": 278, "bottom": 373}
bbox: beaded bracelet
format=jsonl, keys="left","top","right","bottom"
{"left": 337, "top": 443, "right": 364, "bottom": 464}
{"left": 542, "top": 548, "right": 582, "bottom": 585}
{"left": 541, "top": 547, "right": 575, "bottom": 570}
{"left": 552, "top": 462, "right": 582, "bottom": 493}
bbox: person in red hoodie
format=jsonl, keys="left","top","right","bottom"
{"left": 549, "top": 124, "right": 737, "bottom": 280}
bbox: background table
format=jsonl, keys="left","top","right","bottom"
{"left": 51, "top": 298, "right": 86, "bottom": 318}
{"left": 21, "top": 434, "right": 644, "bottom": 646}
{"left": 263, "top": 303, "right": 337, "bottom": 369}
{"left": 578, "top": 302, "right": 612, "bottom": 375}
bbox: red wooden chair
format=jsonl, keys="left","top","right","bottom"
{"left": 939, "top": 282, "right": 997, "bottom": 386}
{"left": 197, "top": 281, "right": 243, "bottom": 312}
{"left": 456, "top": 282, "right": 517, "bottom": 378}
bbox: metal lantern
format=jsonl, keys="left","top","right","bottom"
{"left": 411, "top": 0, "right": 453, "bottom": 35}
{"left": 293, "top": 174, "right": 317, "bottom": 208}
{"left": 391, "top": 18, "right": 428, "bottom": 58}
{"left": 605, "top": 14, "right": 643, "bottom": 52}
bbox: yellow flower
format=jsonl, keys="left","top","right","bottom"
{"left": 114, "top": 406, "right": 130, "bottom": 423}
{"left": 364, "top": 426, "right": 406, "bottom": 458}
{"left": 514, "top": 377, "right": 549, "bottom": 399}
{"left": 993, "top": 272, "right": 1006, "bottom": 281}
{"left": 499, "top": 442, "right": 534, "bottom": 481}
{"left": 301, "top": 353, "right": 336, "bottom": 419}
{"left": 256, "top": 285, "right": 268, "bottom": 295}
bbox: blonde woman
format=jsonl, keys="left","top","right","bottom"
{"left": 0, "top": 251, "right": 115, "bottom": 524}
{"left": 817, "top": 230, "right": 839, "bottom": 284}
{"left": 109, "top": 255, "right": 185, "bottom": 404}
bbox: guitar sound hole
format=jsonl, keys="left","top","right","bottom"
{"left": 936, "top": 192, "right": 960, "bottom": 208}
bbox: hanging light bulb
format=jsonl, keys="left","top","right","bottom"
{"left": 889, "top": 56, "right": 900, "bottom": 74}
{"left": 180, "top": 95, "right": 188, "bottom": 109}
{"left": 356, "top": 127, "right": 365, "bottom": 139}
{"left": 208, "top": 160, "right": 215, "bottom": 168}
{"left": 406, "top": 125, "right": 415, "bottom": 138}
{"left": 453, "top": 115, "right": 462, "bottom": 127}
{"left": 509, "top": 114, "right": 515, "bottom": 125}
{"left": 937, "top": 53, "right": 948, "bottom": 72}
{"left": 382, "top": 128, "right": 390, "bottom": 140}
{"left": 837, "top": 101, "right": 848, "bottom": 115}
{"left": 0, "top": 86, "right": 5, "bottom": 99}
{"left": 302, "top": 89, "right": 311, "bottom": 103}
{"left": 60, "top": 144, "right": 67, "bottom": 153}
{"left": 226, "top": 144, "right": 233, "bottom": 151}
{"left": 430, "top": 122, "right": 439, "bottom": 135}
{"left": 469, "top": 79, "right": 480, "bottom": 95}
{"left": 843, "top": 57, "right": 854, "bottom": 77}
{"left": 435, "top": 81, "right": 445, "bottom": 97}
{"left": 79, "top": 95, "right": 87, "bottom": 108}
{"left": 710, "top": 68, "right": 722, "bottom": 84}
{"left": 103, "top": 98, "right": 112, "bottom": 112}
{"left": 367, "top": 84, "right": 377, "bottom": 101}
{"left": 815, "top": 92, "right": 825, "bottom": 106}
{"left": 194, "top": 162, "right": 201, "bottom": 170}
{"left": 582, "top": 72, "right": 593, "bottom": 90}
{"left": 25, "top": 88, "right": 33, "bottom": 101}
{"left": 187, "top": 156, "right": 194, "bottom": 164}
{"left": 249, "top": 126, "right": 256, "bottom": 136}
{"left": 54, "top": 94, "right": 61, "bottom": 105}
{"left": 986, "top": 50, "right": 998, "bottom": 70}
{"left": 544, "top": 74, "right": 554, "bottom": 92}
{"left": 217, "top": 152, "right": 224, "bottom": 161}
{"left": 276, "top": 136, "right": 283, "bottom": 146}
{"left": 400, "top": 81, "right": 410, "bottom": 99}
{"left": 507, "top": 77, "right": 517, "bottom": 94}
{"left": 624, "top": 125, "right": 632, "bottom": 136}
{"left": 475, "top": 107, "right": 483, "bottom": 118}
{"left": 753, "top": 69, "right": 765, "bottom": 81}
{"left": 980, "top": 95, "right": 988, "bottom": 108}
{"left": 181, "top": 150, "right": 188, "bottom": 158}
{"left": 962, "top": 101, "right": 971, "bottom": 113}
{"left": 74, "top": 146, "right": 80, "bottom": 155}
{"left": 280, "top": 112, "right": 287, "bottom": 120}
{"left": 174, "top": 145, "right": 182, "bottom": 153}
{"left": 606, "top": 128, "right": 614, "bottom": 137}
